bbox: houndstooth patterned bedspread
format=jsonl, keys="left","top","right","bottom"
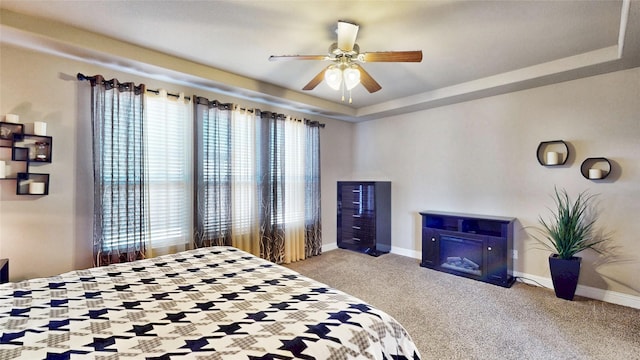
{"left": 0, "top": 247, "right": 420, "bottom": 359}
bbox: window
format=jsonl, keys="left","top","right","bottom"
{"left": 197, "top": 104, "right": 232, "bottom": 244}
{"left": 144, "top": 91, "right": 193, "bottom": 252}
{"left": 99, "top": 90, "right": 192, "bottom": 253}
{"left": 231, "top": 109, "right": 256, "bottom": 233}
{"left": 90, "top": 78, "right": 320, "bottom": 265}
{"left": 96, "top": 84, "right": 147, "bottom": 256}
{"left": 193, "top": 99, "right": 323, "bottom": 263}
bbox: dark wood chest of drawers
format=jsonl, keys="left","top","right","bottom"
{"left": 337, "top": 181, "right": 391, "bottom": 256}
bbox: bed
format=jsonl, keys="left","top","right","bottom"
{"left": 0, "top": 246, "right": 421, "bottom": 359}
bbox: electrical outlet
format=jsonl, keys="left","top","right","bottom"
{"left": 512, "top": 249, "right": 518, "bottom": 259}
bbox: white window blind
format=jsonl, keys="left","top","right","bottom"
{"left": 283, "top": 118, "right": 306, "bottom": 225}
{"left": 144, "top": 90, "right": 193, "bottom": 251}
{"left": 231, "top": 109, "right": 256, "bottom": 233}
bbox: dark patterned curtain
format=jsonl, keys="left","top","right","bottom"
{"left": 193, "top": 98, "right": 322, "bottom": 264}
{"left": 305, "top": 121, "right": 322, "bottom": 257}
{"left": 88, "top": 75, "right": 148, "bottom": 266}
{"left": 193, "top": 97, "right": 233, "bottom": 247}
{"left": 257, "top": 112, "right": 287, "bottom": 263}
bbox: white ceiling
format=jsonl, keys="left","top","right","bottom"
{"left": 1, "top": 0, "right": 639, "bottom": 122}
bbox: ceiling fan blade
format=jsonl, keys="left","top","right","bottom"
{"left": 269, "top": 55, "right": 330, "bottom": 61}
{"left": 362, "top": 51, "right": 423, "bottom": 62}
{"left": 337, "top": 20, "right": 359, "bottom": 52}
{"left": 354, "top": 64, "right": 382, "bottom": 93}
{"left": 302, "top": 68, "right": 328, "bottom": 91}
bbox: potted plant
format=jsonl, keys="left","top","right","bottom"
{"left": 534, "top": 187, "right": 603, "bottom": 300}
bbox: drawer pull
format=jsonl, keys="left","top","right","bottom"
{"left": 352, "top": 189, "right": 360, "bottom": 193}
{"left": 352, "top": 214, "right": 361, "bottom": 218}
{"left": 352, "top": 226, "right": 361, "bottom": 230}
{"left": 353, "top": 237, "right": 361, "bottom": 242}
{"left": 352, "top": 201, "right": 360, "bottom": 205}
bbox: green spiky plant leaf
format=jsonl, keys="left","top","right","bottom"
{"left": 537, "top": 187, "right": 603, "bottom": 259}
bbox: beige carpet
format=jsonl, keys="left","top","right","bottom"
{"left": 285, "top": 249, "right": 640, "bottom": 360}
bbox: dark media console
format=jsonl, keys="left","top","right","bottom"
{"left": 419, "top": 211, "right": 515, "bottom": 288}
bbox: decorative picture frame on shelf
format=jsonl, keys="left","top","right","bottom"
{"left": 0, "top": 122, "right": 24, "bottom": 143}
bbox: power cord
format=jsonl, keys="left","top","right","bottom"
{"left": 514, "top": 276, "right": 549, "bottom": 289}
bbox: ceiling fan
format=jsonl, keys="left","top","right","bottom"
{"left": 269, "top": 20, "right": 423, "bottom": 102}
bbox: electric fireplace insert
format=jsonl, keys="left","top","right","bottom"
{"left": 419, "top": 211, "right": 516, "bottom": 287}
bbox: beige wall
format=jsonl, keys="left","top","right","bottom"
{"left": 2, "top": 42, "right": 639, "bottom": 303}
{"left": 0, "top": 44, "right": 352, "bottom": 280}
{"left": 351, "top": 67, "right": 640, "bottom": 298}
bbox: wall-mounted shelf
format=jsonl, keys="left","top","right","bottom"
{"left": 580, "top": 157, "right": 611, "bottom": 180}
{"left": 0, "top": 121, "right": 52, "bottom": 195}
{"left": 15, "top": 134, "right": 53, "bottom": 163}
{"left": 16, "top": 172, "right": 50, "bottom": 195}
{"left": 536, "top": 140, "right": 569, "bottom": 166}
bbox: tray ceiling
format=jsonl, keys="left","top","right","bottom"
{"left": 1, "top": 0, "right": 639, "bottom": 122}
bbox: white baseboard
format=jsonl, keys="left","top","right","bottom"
{"left": 321, "top": 242, "right": 640, "bottom": 309}
{"left": 513, "top": 271, "right": 640, "bottom": 309}
{"left": 391, "top": 246, "right": 422, "bottom": 259}
{"left": 322, "top": 243, "right": 339, "bottom": 252}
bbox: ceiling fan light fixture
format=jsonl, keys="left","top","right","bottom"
{"left": 343, "top": 66, "right": 361, "bottom": 90}
{"left": 337, "top": 21, "right": 359, "bottom": 51}
{"left": 324, "top": 66, "right": 342, "bottom": 90}
{"left": 271, "top": 20, "right": 422, "bottom": 97}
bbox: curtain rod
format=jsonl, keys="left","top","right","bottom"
{"left": 197, "top": 96, "right": 325, "bottom": 128}
{"left": 146, "top": 89, "right": 191, "bottom": 101}
{"left": 79, "top": 73, "right": 324, "bottom": 128}
{"left": 240, "top": 108, "right": 324, "bottom": 127}
{"left": 77, "top": 73, "right": 190, "bottom": 101}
